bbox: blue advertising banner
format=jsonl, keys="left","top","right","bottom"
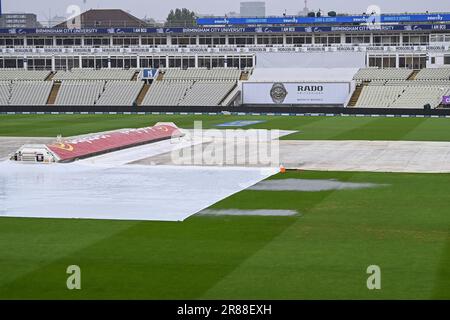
{"left": 0, "top": 24, "right": 448, "bottom": 35}
{"left": 197, "top": 13, "right": 450, "bottom": 26}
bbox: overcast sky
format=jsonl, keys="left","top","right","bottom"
{"left": 3, "top": 0, "right": 450, "bottom": 22}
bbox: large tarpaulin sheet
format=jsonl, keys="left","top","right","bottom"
{"left": 0, "top": 162, "right": 277, "bottom": 221}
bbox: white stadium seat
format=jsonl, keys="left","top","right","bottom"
{"left": 53, "top": 69, "right": 137, "bottom": 81}
{"left": 179, "top": 81, "right": 237, "bottom": 106}
{"left": 10, "top": 81, "right": 53, "bottom": 105}
{"left": 96, "top": 81, "right": 144, "bottom": 106}
{"left": 0, "top": 69, "right": 51, "bottom": 81}
{"left": 414, "top": 68, "right": 450, "bottom": 80}
{"left": 353, "top": 68, "right": 413, "bottom": 81}
{"left": 0, "top": 81, "right": 11, "bottom": 105}
{"left": 54, "top": 80, "right": 105, "bottom": 106}
{"left": 141, "top": 80, "right": 192, "bottom": 106}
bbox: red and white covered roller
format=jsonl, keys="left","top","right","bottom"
{"left": 11, "top": 123, "right": 184, "bottom": 163}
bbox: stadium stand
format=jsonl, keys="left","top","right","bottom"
{"left": 10, "top": 81, "right": 53, "bottom": 106}
{"left": 0, "top": 81, "right": 11, "bottom": 105}
{"left": 162, "top": 68, "right": 241, "bottom": 81}
{"left": 141, "top": 80, "right": 192, "bottom": 106}
{"left": 390, "top": 86, "right": 449, "bottom": 109}
{"left": 96, "top": 81, "right": 144, "bottom": 106}
{"left": 53, "top": 69, "right": 137, "bottom": 81}
{"left": 355, "top": 85, "right": 406, "bottom": 108}
{"left": 141, "top": 68, "right": 241, "bottom": 106}
{"left": 0, "top": 68, "right": 448, "bottom": 108}
{"left": 180, "top": 81, "right": 237, "bottom": 106}
{"left": 0, "top": 69, "right": 51, "bottom": 81}
{"left": 353, "top": 68, "right": 413, "bottom": 82}
{"left": 355, "top": 81, "right": 450, "bottom": 109}
{"left": 54, "top": 81, "right": 105, "bottom": 105}
{"left": 351, "top": 67, "right": 450, "bottom": 108}
{"left": 414, "top": 68, "right": 450, "bottom": 80}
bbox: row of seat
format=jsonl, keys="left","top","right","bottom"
{"left": 141, "top": 81, "right": 192, "bottom": 106}
{"left": 390, "top": 86, "right": 449, "bottom": 108}
{"left": 96, "top": 81, "right": 144, "bottom": 106}
{"left": 141, "top": 80, "right": 236, "bottom": 106}
{"left": 53, "top": 69, "right": 138, "bottom": 81}
{"left": 353, "top": 68, "right": 413, "bottom": 81}
{"left": 356, "top": 84, "right": 450, "bottom": 108}
{"left": 180, "top": 82, "right": 236, "bottom": 106}
{"left": 0, "top": 69, "right": 51, "bottom": 81}
{"left": 369, "top": 79, "right": 450, "bottom": 86}
{"left": 415, "top": 68, "right": 450, "bottom": 80}
{"left": 0, "top": 81, "right": 53, "bottom": 105}
{"left": 55, "top": 81, "right": 106, "bottom": 106}
{"left": 162, "top": 68, "right": 241, "bottom": 81}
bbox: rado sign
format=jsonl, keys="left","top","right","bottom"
{"left": 242, "top": 82, "right": 352, "bottom": 105}
{"left": 298, "top": 85, "right": 324, "bottom": 92}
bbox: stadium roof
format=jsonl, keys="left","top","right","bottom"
{"left": 56, "top": 9, "right": 147, "bottom": 28}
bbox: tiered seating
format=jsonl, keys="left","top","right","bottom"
{"left": 390, "top": 86, "right": 449, "bottom": 109}
{"left": 141, "top": 80, "right": 192, "bottom": 106}
{"left": 180, "top": 81, "right": 236, "bottom": 106}
{"left": 415, "top": 68, "right": 450, "bottom": 80}
{"left": 142, "top": 68, "right": 240, "bottom": 106}
{"left": 0, "top": 81, "right": 11, "bottom": 105}
{"left": 162, "top": 68, "right": 241, "bottom": 81}
{"left": 385, "top": 80, "right": 450, "bottom": 86}
{"left": 355, "top": 85, "right": 406, "bottom": 108}
{"left": 96, "top": 81, "right": 144, "bottom": 106}
{"left": 353, "top": 68, "right": 413, "bottom": 81}
{"left": 0, "top": 69, "right": 51, "bottom": 81}
{"left": 55, "top": 81, "right": 105, "bottom": 105}
{"left": 10, "top": 81, "right": 53, "bottom": 105}
{"left": 355, "top": 80, "right": 450, "bottom": 109}
{"left": 53, "top": 69, "right": 137, "bottom": 81}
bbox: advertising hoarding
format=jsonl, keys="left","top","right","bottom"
{"left": 242, "top": 82, "right": 352, "bottom": 105}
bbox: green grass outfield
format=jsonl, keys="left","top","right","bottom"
{"left": 0, "top": 115, "right": 449, "bottom": 299}
{"left": 1, "top": 114, "right": 450, "bottom": 141}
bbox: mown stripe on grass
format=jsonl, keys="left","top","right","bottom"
{"left": 281, "top": 116, "right": 376, "bottom": 140}
{"left": 333, "top": 117, "right": 425, "bottom": 141}
{"left": 0, "top": 218, "right": 138, "bottom": 297}
{"left": 432, "top": 237, "right": 450, "bottom": 299}
{"left": 0, "top": 216, "right": 297, "bottom": 299}
{"left": 202, "top": 171, "right": 449, "bottom": 299}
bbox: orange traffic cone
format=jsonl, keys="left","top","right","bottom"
{"left": 280, "top": 165, "right": 286, "bottom": 173}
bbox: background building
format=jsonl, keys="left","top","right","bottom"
{"left": 240, "top": 1, "right": 266, "bottom": 17}
{"left": 56, "top": 9, "right": 147, "bottom": 28}
{"left": 0, "top": 13, "right": 40, "bottom": 28}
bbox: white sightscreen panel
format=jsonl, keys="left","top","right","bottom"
{"left": 256, "top": 52, "right": 366, "bottom": 68}
{"left": 242, "top": 82, "right": 352, "bottom": 105}
{"left": 0, "top": 162, "right": 277, "bottom": 222}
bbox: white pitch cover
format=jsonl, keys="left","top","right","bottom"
{"left": 0, "top": 162, "right": 277, "bottom": 222}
